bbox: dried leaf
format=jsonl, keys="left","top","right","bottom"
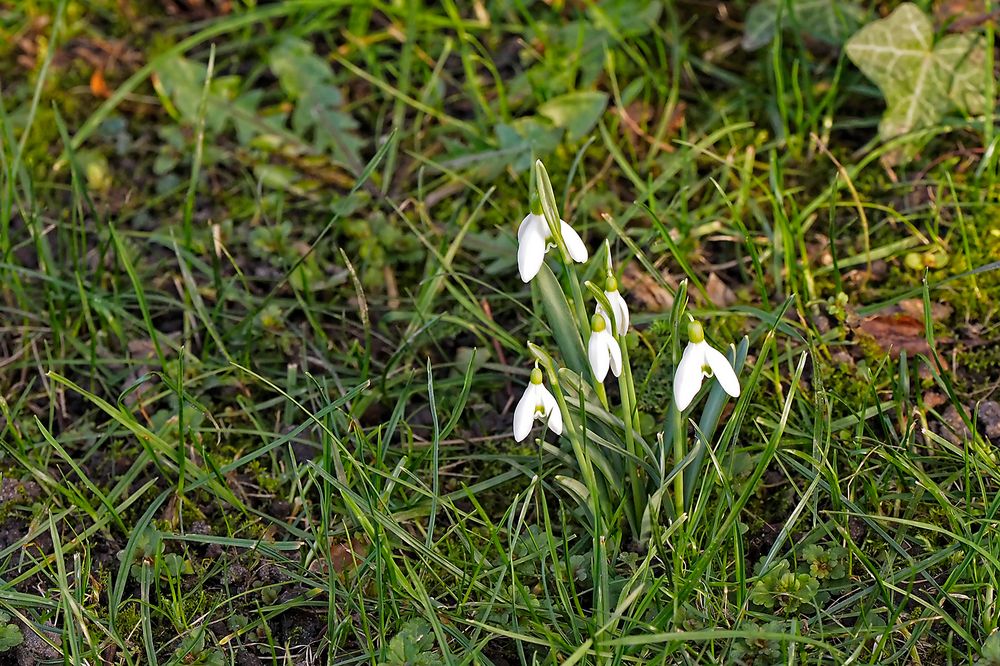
{"left": 897, "top": 298, "right": 953, "bottom": 322}
{"left": 330, "top": 535, "right": 369, "bottom": 576}
{"left": 705, "top": 273, "right": 736, "bottom": 308}
{"left": 620, "top": 262, "right": 675, "bottom": 312}
{"left": 851, "top": 312, "right": 947, "bottom": 368}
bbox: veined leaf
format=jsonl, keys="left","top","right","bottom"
{"left": 742, "top": 0, "right": 863, "bottom": 51}
{"left": 845, "top": 3, "right": 987, "bottom": 147}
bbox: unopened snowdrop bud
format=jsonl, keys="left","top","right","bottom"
{"left": 588, "top": 312, "right": 622, "bottom": 382}
{"left": 513, "top": 365, "right": 563, "bottom": 441}
{"left": 597, "top": 271, "right": 630, "bottom": 337}
{"left": 673, "top": 319, "right": 740, "bottom": 411}
{"left": 516, "top": 196, "right": 589, "bottom": 283}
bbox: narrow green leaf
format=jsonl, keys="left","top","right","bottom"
{"left": 536, "top": 262, "right": 588, "bottom": 376}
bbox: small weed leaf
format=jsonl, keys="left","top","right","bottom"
{"left": 0, "top": 613, "right": 22, "bottom": 653}
{"left": 173, "top": 629, "right": 225, "bottom": 665}
{"left": 750, "top": 560, "right": 820, "bottom": 613}
{"left": 495, "top": 119, "right": 564, "bottom": 173}
{"left": 979, "top": 633, "right": 1000, "bottom": 665}
{"left": 801, "top": 544, "right": 848, "bottom": 580}
{"left": 730, "top": 621, "right": 788, "bottom": 663}
{"left": 268, "top": 36, "right": 363, "bottom": 167}
{"left": 153, "top": 55, "right": 261, "bottom": 140}
{"left": 538, "top": 91, "right": 609, "bottom": 141}
{"left": 380, "top": 620, "right": 443, "bottom": 666}
{"left": 845, "top": 3, "right": 987, "bottom": 151}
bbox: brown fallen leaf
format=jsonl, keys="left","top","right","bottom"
{"left": 620, "top": 262, "right": 676, "bottom": 313}
{"left": 330, "top": 534, "right": 370, "bottom": 577}
{"left": 923, "top": 391, "right": 948, "bottom": 410}
{"left": 705, "top": 273, "right": 736, "bottom": 308}
{"left": 850, "top": 312, "right": 949, "bottom": 368}
{"left": 897, "top": 298, "right": 953, "bottom": 322}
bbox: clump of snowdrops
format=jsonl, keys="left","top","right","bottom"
{"left": 511, "top": 160, "right": 750, "bottom": 547}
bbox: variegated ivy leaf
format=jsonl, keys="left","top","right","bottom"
{"left": 845, "top": 3, "right": 987, "bottom": 144}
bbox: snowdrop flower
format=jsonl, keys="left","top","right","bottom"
{"left": 588, "top": 312, "right": 622, "bottom": 382}
{"left": 513, "top": 366, "right": 563, "bottom": 442}
{"left": 596, "top": 273, "right": 629, "bottom": 337}
{"left": 673, "top": 319, "right": 740, "bottom": 411}
{"left": 517, "top": 198, "right": 589, "bottom": 283}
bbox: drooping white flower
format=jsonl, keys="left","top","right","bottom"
{"left": 516, "top": 199, "right": 589, "bottom": 283}
{"left": 588, "top": 312, "right": 622, "bottom": 382}
{"left": 596, "top": 272, "right": 630, "bottom": 337}
{"left": 673, "top": 320, "right": 740, "bottom": 411}
{"left": 513, "top": 367, "right": 563, "bottom": 441}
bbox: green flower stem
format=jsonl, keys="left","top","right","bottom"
{"left": 616, "top": 337, "right": 644, "bottom": 537}
{"left": 530, "top": 344, "right": 605, "bottom": 530}
{"left": 619, "top": 340, "right": 640, "bottom": 431}
{"left": 672, "top": 404, "right": 685, "bottom": 521}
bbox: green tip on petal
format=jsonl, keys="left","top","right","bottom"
{"left": 530, "top": 367, "right": 544, "bottom": 384}
{"left": 605, "top": 274, "right": 618, "bottom": 292}
{"left": 529, "top": 193, "right": 542, "bottom": 215}
{"left": 591, "top": 313, "right": 607, "bottom": 333}
{"left": 688, "top": 320, "right": 705, "bottom": 344}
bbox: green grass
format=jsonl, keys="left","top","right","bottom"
{"left": 0, "top": 0, "right": 999, "bottom": 664}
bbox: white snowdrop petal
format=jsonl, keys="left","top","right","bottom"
{"left": 517, "top": 226, "right": 547, "bottom": 283}
{"left": 538, "top": 386, "right": 562, "bottom": 435}
{"left": 673, "top": 342, "right": 705, "bottom": 411}
{"left": 589, "top": 331, "right": 610, "bottom": 382}
{"left": 546, "top": 403, "right": 563, "bottom": 435}
{"left": 559, "top": 220, "right": 589, "bottom": 263}
{"left": 610, "top": 291, "right": 630, "bottom": 335}
{"left": 608, "top": 335, "right": 623, "bottom": 377}
{"left": 517, "top": 213, "right": 546, "bottom": 243}
{"left": 704, "top": 344, "right": 741, "bottom": 398}
{"left": 513, "top": 385, "right": 537, "bottom": 442}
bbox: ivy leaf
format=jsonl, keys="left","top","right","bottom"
{"left": 538, "top": 91, "right": 609, "bottom": 141}
{"left": 743, "top": 0, "right": 863, "bottom": 51}
{"left": 742, "top": 2, "right": 779, "bottom": 51}
{"left": 845, "top": 3, "right": 987, "bottom": 145}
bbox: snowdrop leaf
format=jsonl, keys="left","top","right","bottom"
{"left": 538, "top": 91, "right": 609, "bottom": 141}
{"left": 845, "top": 3, "right": 987, "bottom": 147}
{"left": 536, "top": 263, "right": 589, "bottom": 377}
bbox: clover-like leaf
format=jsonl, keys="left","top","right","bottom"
{"left": 845, "top": 3, "right": 987, "bottom": 147}
{"left": 0, "top": 622, "right": 21, "bottom": 652}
